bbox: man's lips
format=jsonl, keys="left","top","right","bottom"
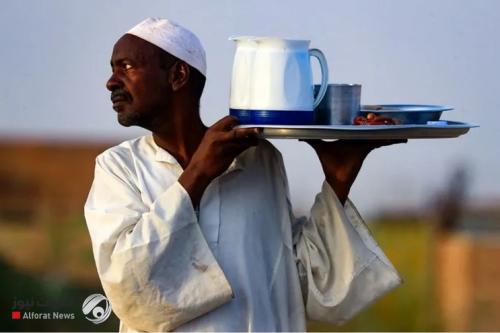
{"left": 110, "top": 92, "right": 131, "bottom": 110}
{"left": 111, "top": 94, "right": 130, "bottom": 103}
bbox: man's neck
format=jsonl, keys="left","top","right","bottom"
{"left": 152, "top": 115, "right": 206, "bottom": 169}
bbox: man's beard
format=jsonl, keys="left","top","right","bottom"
{"left": 117, "top": 110, "right": 149, "bottom": 128}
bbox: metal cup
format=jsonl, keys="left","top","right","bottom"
{"left": 314, "top": 84, "right": 361, "bottom": 125}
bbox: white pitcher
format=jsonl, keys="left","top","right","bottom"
{"left": 229, "top": 36, "right": 329, "bottom": 125}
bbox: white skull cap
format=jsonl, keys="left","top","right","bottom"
{"left": 127, "top": 17, "right": 206, "bottom": 76}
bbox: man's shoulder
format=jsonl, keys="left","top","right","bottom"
{"left": 241, "top": 139, "right": 284, "bottom": 168}
{"left": 258, "top": 139, "right": 283, "bottom": 159}
{"left": 95, "top": 135, "right": 152, "bottom": 167}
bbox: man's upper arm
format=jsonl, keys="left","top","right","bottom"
{"left": 84, "top": 149, "right": 233, "bottom": 331}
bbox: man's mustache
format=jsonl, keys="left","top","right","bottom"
{"left": 111, "top": 89, "right": 131, "bottom": 102}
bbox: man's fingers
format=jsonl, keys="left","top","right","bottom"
{"left": 299, "top": 139, "right": 328, "bottom": 151}
{"left": 222, "top": 127, "right": 261, "bottom": 141}
{"left": 223, "top": 138, "right": 260, "bottom": 155}
{"left": 299, "top": 138, "right": 407, "bottom": 155}
{"left": 370, "top": 139, "right": 408, "bottom": 149}
{"left": 212, "top": 116, "right": 240, "bottom": 131}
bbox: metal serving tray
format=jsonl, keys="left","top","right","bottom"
{"left": 237, "top": 121, "right": 477, "bottom": 140}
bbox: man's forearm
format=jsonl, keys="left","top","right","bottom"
{"left": 319, "top": 155, "right": 367, "bottom": 206}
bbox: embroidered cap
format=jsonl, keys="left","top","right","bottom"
{"left": 127, "top": 17, "right": 206, "bottom": 76}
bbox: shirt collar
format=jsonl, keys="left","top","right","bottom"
{"left": 154, "top": 145, "right": 178, "bottom": 164}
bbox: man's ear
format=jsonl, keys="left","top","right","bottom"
{"left": 169, "top": 61, "right": 190, "bottom": 91}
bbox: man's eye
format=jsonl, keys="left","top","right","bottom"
{"left": 124, "top": 64, "right": 133, "bottom": 70}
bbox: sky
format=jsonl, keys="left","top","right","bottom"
{"left": 1, "top": 0, "right": 499, "bottom": 217}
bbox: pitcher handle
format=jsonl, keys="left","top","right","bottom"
{"left": 309, "top": 48, "right": 329, "bottom": 109}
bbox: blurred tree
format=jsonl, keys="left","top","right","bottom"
{"left": 434, "top": 164, "right": 470, "bottom": 231}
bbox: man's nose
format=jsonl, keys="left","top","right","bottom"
{"left": 106, "top": 73, "right": 123, "bottom": 91}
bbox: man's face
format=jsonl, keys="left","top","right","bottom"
{"left": 106, "top": 34, "right": 173, "bottom": 128}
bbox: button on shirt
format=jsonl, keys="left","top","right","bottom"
{"left": 84, "top": 135, "right": 401, "bottom": 332}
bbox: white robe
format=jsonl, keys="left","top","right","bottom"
{"left": 84, "top": 135, "right": 401, "bottom": 332}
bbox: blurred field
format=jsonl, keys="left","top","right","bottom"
{"left": 0, "top": 216, "right": 120, "bottom": 331}
{"left": 0, "top": 140, "right": 120, "bottom": 331}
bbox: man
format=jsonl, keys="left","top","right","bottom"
{"left": 85, "top": 17, "right": 402, "bottom": 332}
